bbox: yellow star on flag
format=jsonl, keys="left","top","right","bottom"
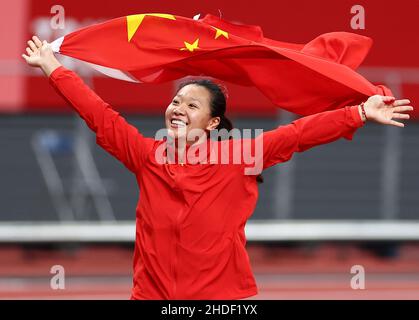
{"left": 212, "top": 26, "right": 229, "bottom": 40}
{"left": 127, "top": 13, "right": 176, "bottom": 41}
{"left": 180, "top": 38, "right": 200, "bottom": 52}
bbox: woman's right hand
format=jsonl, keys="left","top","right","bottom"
{"left": 22, "top": 36, "right": 62, "bottom": 76}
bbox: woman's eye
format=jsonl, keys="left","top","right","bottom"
{"left": 189, "top": 104, "right": 197, "bottom": 108}
{"left": 172, "top": 100, "right": 179, "bottom": 104}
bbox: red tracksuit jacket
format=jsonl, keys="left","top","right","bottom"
{"left": 49, "top": 66, "right": 364, "bottom": 299}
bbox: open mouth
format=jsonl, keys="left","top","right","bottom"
{"left": 170, "top": 119, "right": 188, "bottom": 128}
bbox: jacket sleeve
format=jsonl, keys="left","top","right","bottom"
{"left": 262, "top": 105, "right": 365, "bottom": 169}
{"left": 49, "top": 66, "right": 148, "bottom": 173}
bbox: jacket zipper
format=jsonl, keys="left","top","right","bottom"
{"left": 173, "top": 213, "right": 180, "bottom": 298}
{"left": 172, "top": 163, "right": 184, "bottom": 298}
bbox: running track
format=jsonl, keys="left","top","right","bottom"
{"left": 0, "top": 243, "right": 418, "bottom": 299}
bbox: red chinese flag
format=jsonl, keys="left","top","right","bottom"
{"left": 51, "top": 13, "right": 392, "bottom": 115}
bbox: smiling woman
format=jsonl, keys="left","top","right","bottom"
{"left": 21, "top": 35, "right": 414, "bottom": 300}
{"left": 165, "top": 78, "right": 231, "bottom": 143}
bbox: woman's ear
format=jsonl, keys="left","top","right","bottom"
{"left": 207, "top": 117, "right": 220, "bottom": 131}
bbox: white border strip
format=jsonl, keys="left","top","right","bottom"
{"left": 82, "top": 61, "right": 140, "bottom": 83}
{"left": 50, "top": 36, "right": 64, "bottom": 53}
{"left": 1, "top": 220, "right": 419, "bottom": 242}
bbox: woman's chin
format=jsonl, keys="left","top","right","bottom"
{"left": 167, "top": 128, "right": 187, "bottom": 140}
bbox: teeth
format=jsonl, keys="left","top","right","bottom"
{"left": 171, "top": 119, "right": 186, "bottom": 127}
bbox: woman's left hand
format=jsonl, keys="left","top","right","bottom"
{"left": 363, "top": 95, "right": 414, "bottom": 127}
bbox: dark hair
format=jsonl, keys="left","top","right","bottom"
{"left": 175, "top": 78, "right": 263, "bottom": 183}
{"left": 176, "top": 78, "right": 233, "bottom": 131}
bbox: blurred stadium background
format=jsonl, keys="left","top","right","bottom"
{"left": 0, "top": 0, "right": 418, "bottom": 299}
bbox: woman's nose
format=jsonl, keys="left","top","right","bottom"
{"left": 173, "top": 106, "right": 186, "bottom": 115}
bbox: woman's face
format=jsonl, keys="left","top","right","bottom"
{"left": 165, "top": 84, "right": 220, "bottom": 143}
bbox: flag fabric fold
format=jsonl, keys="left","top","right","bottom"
{"left": 51, "top": 13, "right": 392, "bottom": 115}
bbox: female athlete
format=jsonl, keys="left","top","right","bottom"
{"left": 23, "top": 36, "right": 413, "bottom": 299}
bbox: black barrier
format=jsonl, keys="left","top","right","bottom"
{"left": 0, "top": 300, "right": 416, "bottom": 319}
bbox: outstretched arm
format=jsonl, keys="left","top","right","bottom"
{"left": 22, "top": 36, "right": 149, "bottom": 173}
{"left": 262, "top": 96, "right": 413, "bottom": 169}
